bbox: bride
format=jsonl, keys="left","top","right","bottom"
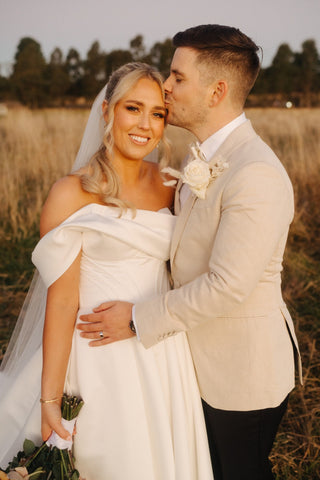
{"left": 0, "top": 62, "right": 213, "bottom": 479}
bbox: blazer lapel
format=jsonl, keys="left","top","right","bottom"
{"left": 171, "top": 190, "right": 197, "bottom": 262}
{"left": 174, "top": 178, "right": 183, "bottom": 215}
{"left": 171, "top": 120, "right": 257, "bottom": 262}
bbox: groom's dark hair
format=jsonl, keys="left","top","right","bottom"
{"left": 173, "top": 24, "right": 261, "bottom": 107}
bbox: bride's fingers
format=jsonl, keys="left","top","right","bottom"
{"left": 55, "top": 425, "right": 72, "bottom": 441}
{"left": 42, "top": 421, "right": 71, "bottom": 442}
{"left": 42, "top": 424, "right": 52, "bottom": 442}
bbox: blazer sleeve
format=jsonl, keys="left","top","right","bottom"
{"left": 135, "top": 160, "right": 294, "bottom": 348}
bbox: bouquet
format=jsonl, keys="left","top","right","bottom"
{"left": 0, "top": 394, "right": 84, "bottom": 480}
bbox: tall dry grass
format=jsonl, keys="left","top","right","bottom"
{"left": 0, "top": 107, "right": 319, "bottom": 478}
{"left": 0, "top": 108, "right": 89, "bottom": 361}
{"left": 0, "top": 108, "right": 89, "bottom": 237}
{"left": 245, "top": 109, "right": 320, "bottom": 479}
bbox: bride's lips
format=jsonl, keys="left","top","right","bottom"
{"left": 129, "top": 134, "right": 150, "bottom": 145}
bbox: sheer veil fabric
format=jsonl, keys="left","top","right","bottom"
{"left": 0, "top": 85, "right": 110, "bottom": 388}
{"left": 71, "top": 84, "right": 107, "bottom": 173}
{"left": 0, "top": 272, "right": 45, "bottom": 387}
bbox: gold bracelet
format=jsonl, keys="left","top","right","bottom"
{"left": 40, "top": 396, "right": 60, "bottom": 404}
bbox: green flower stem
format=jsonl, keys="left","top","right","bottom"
{"left": 24, "top": 442, "right": 48, "bottom": 468}
{"left": 67, "top": 450, "right": 75, "bottom": 470}
{"left": 61, "top": 395, "right": 84, "bottom": 421}
{"left": 59, "top": 449, "right": 68, "bottom": 476}
{"left": 27, "top": 470, "right": 46, "bottom": 478}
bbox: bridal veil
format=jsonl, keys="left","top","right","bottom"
{"left": 0, "top": 85, "right": 108, "bottom": 386}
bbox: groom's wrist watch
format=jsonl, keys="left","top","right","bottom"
{"left": 129, "top": 320, "right": 136, "bottom": 334}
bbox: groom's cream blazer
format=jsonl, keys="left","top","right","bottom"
{"left": 135, "top": 120, "right": 302, "bottom": 411}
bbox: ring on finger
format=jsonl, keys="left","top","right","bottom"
{"left": 99, "top": 331, "right": 104, "bottom": 339}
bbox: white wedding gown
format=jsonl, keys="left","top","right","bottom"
{"left": 0, "top": 203, "right": 213, "bottom": 480}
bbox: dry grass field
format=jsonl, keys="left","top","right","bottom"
{"left": 0, "top": 107, "right": 319, "bottom": 479}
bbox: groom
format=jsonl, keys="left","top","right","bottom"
{"left": 79, "top": 25, "right": 302, "bottom": 479}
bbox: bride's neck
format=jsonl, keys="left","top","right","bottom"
{"left": 113, "top": 156, "right": 147, "bottom": 187}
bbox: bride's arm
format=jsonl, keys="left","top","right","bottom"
{"left": 39, "top": 177, "right": 83, "bottom": 441}
{"left": 41, "top": 253, "right": 81, "bottom": 441}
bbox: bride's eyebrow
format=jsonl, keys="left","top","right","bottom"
{"left": 153, "top": 106, "right": 167, "bottom": 114}
{"left": 125, "top": 100, "right": 166, "bottom": 113}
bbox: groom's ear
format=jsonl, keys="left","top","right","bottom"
{"left": 102, "top": 100, "right": 108, "bottom": 122}
{"left": 209, "top": 80, "right": 228, "bottom": 107}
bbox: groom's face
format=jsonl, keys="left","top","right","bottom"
{"left": 164, "top": 47, "right": 211, "bottom": 135}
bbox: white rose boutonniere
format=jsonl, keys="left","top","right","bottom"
{"left": 162, "top": 142, "right": 229, "bottom": 199}
{"left": 181, "top": 158, "right": 211, "bottom": 199}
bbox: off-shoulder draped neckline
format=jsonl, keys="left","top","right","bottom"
{"left": 55, "top": 203, "right": 174, "bottom": 227}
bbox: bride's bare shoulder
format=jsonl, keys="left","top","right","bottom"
{"left": 40, "top": 174, "right": 91, "bottom": 237}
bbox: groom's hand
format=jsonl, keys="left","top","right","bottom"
{"left": 77, "top": 301, "right": 134, "bottom": 346}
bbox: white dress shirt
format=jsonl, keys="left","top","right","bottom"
{"left": 180, "top": 113, "right": 247, "bottom": 207}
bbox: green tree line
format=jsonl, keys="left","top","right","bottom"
{"left": 0, "top": 35, "right": 319, "bottom": 107}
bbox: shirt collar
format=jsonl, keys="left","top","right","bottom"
{"left": 200, "top": 113, "right": 247, "bottom": 161}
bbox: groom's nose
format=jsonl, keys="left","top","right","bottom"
{"left": 163, "top": 76, "right": 172, "bottom": 93}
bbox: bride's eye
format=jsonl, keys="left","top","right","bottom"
{"left": 126, "top": 106, "right": 139, "bottom": 112}
{"left": 153, "top": 112, "right": 165, "bottom": 119}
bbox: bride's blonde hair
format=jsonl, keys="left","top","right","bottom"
{"left": 77, "top": 62, "right": 170, "bottom": 210}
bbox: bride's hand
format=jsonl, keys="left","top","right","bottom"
{"left": 41, "top": 403, "right": 72, "bottom": 442}
{"left": 77, "top": 301, "right": 134, "bottom": 346}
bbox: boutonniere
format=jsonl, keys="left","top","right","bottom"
{"left": 162, "top": 142, "right": 229, "bottom": 199}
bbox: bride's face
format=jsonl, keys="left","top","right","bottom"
{"left": 111, "top": 78, "right": 166, "bottom": 161}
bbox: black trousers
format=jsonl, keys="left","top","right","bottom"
{"left": 202, "top": 395, "right": 289, "bottom": 480}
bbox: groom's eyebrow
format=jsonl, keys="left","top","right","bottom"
{"left": 171, "top": 68, "right": 185, "bottom": 77}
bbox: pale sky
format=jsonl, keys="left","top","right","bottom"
{"left": 1, "top": 0, "right": 319, "bottom": 75}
